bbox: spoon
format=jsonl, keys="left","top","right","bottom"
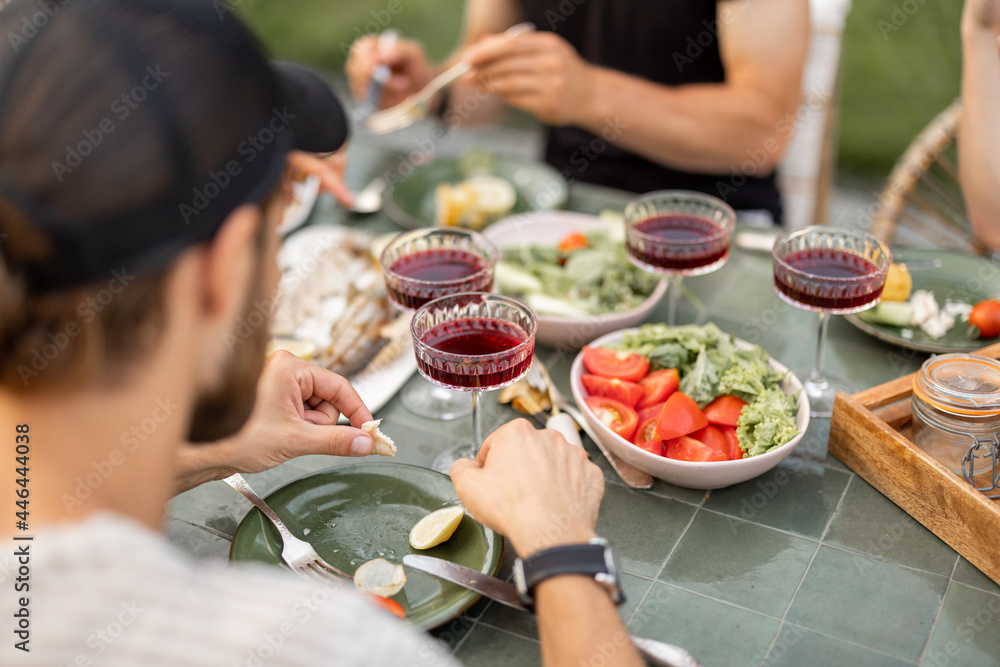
{"left": 349, "top": 175, "right": 387, "bottom": 214}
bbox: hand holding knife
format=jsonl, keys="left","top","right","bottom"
{"left": 403, "top": 554, "right": 700, "bottom": 667}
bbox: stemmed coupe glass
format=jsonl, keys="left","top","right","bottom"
{"left": 772, "top": 226, "right": 892, "bottom": 418}
{"left": 380, "top": 228, "right": 497, "bottom": 420}
{"left": 624, "top": 190, "right": 736, "bottom": 325}
{"left": 410, "top": 293, "right": 537, "bottom": 473}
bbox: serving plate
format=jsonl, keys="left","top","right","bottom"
{"left": 570, "top": 328, "right": 810, "bottom": 489}
{"left": 277, "top": 224, "right": 417, "bottom": 418}
{"left": 384, "top": 154, "right": 568, "bottom": 229}
{"left": 230, "top": 462, "right": 503, "bottom": 630}
{"left": 844, "top": 248, "right": 1000, "bottom": 354}
{"left": 484, "top": 211, "right": 667, "bottom": 348}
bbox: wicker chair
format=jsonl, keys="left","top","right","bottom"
{"left": 868, "top": 100, "right": 987, "bottom": 255}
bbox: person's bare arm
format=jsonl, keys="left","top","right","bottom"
{"left": 960, "top": 0, "right": 1000, "bottom": 249}
{"left": 450, "top": 421, "right": 642, "bottom": 667}
{"left": 466, "top": 0, "right": 808, "bottom": 173}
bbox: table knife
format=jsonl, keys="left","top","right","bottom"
{"left": 402, "top": 555, "right": 700, "bottom": 667}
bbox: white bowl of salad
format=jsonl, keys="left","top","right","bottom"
{"left": 569, "top": 323, "right": 810, "bottom": 489}
{"left": 484, "top": 211, "right": 668, "bottom": 348}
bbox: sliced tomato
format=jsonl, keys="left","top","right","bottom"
{"left": 664, "top": 436, "right": 727, "bottom": 462}
{"left": 637, "top": 401, "right": 667, "bottom": 424}
{"left": 585, "top": 396, "right": 639, "bottom": 441}
{"left": 636, "top": 369, "right": 680, "bottom": 409}
{"left": 582, "top": 347, "right": 650, "bottom": 382}
{"left": 655, "top": 392, "right": 708, "bottom": 441}
{"left": 690, "top": 425, "right": 729, "bottom": 460}
{"left": 970, "top": 299, "right": 1000, "bottom": 338}
{"left": 703, "top": 394, "right": 749, "bottom": 428}
{"left": 559, "top": 232, "right": 590, "bottom": 254}
{"left": 368, "top": 594, "right": 406, "bottom": 619}
{"left": 633, "top": 416, "right": 665, "bottom": 456}
{"left": 581, "top": 374, "right": 644, "bottom": 407}
{"left": 719, "top": 425, "right": 744, "bottom": 461}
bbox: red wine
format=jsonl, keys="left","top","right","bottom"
{"left": 774, "top": 248, "right": 884, "bottom": 311}
{"left": 627, "top": 215, "right": 728, "bottom": 270}
{"left": 418, "top": 317, "right": 531, "bottom": 389}
{"left": 386, "top": 249, "right": 492, "bottom": 310}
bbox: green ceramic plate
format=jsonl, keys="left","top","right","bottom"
{"left": 844, "top": 248, "right": 1000, "bottom": 353}
{"left": 229, "top": 462, "right": 503, "bottom": 630}
{"left": 384, "top": 153, "right": 568, "bottom": 229}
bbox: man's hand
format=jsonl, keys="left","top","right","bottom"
{"left": 174, "top": 351, "right": 375, "bottom": 493}
{"left": 462, "top": 31, "right": 595, "bottom": 127}
{"left": 286, "top": 149, "right": 354, "bottom": 209}
{"left": 964, "top": 0, "right": 1000, "bottom": 32}
{"left": 450, "top": 419, "right": 603, "bottom": 557}
{"left": 346, "top": 35, "right": 436, "bottom": 110}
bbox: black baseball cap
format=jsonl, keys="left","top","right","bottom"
{"left": 0, "top": 0, "right": 349, "bottom": 292}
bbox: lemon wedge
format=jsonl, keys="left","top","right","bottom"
{"left": 266, "top": 337, "right": 317, "bottom": 360}
{"left": 409, "top": 506, "right": 465, "bottom": 550}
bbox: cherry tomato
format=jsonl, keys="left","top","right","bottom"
{"left": 636, "top": 368, "right": 680, "bottom": 409}
{"left": 633, "top": 416, "right": 665, "bottom": 456}
{"left": 703, "top": 394, "right": 749, "bottom": 428}
{"left": 582, "top": 374, "right": 644, "bottom": 407}
{"left": 664, "top": 436, "right": 727, "bottom": 463}
{"left": 637, "top": 401, "right": 667, "bottom": 424}
{"left": 585, "top": 396, "right": 639, "bottom": 441}
{"left": 559, "top": 232, "right": 590, "bottom": 254}
{"left": 368, "top": 594, "right": 406, "bottom": 619}
{"left": 582, "top": 347, "right": 650, "bottom": 382}
{"left": 719, "top": 425, "right": 744, "bottom": 461}
{"left": 690, "top": 424, "right": 730, "bottom": 460}
{"left": 969, "top": 299, "right": 1000, "bottom": 339}
{"left": 655, "top": 391, "right": 708, "bottom": 441}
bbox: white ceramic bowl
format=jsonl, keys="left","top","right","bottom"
{"left": 570, "top": 329, "right": 811, "bottom": 489}
{"left": 484, "top": 211, "right": 667, "bottom": 349}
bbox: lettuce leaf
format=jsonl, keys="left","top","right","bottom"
{"left": 736, "top": 387, "right": 800, "bottom": 457}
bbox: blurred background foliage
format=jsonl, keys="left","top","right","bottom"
{"left": 234, "top": 0, "right": 962, "bottom": 179}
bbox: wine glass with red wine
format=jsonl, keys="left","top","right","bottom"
{"left": 772, "top": 226, "right": 892, "bottom": 418}
{"left": 381, "top": 229, "right": 498, "bottom": 420}
{"left": 410, "top": 293, "right": 537, "bottom": 473}
{"left": 623, "top": 191, "right": 736, "bottom": 325}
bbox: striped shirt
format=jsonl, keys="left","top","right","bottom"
{"left": 1, "top": 513, "right": 457, "bottom": 666}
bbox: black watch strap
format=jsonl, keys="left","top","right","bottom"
{"left": 514, "top": 538, "right": 624, "bottom": 608}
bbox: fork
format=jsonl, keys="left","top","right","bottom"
{"left": 365, "top": 22, "right": 534, "bottom": 135}
{"left": 223, "top": 473, "right": 350, "bottom": 583}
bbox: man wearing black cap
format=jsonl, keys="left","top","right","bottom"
{"left": 0, "top": 1, "right": 641, "bottom": 665}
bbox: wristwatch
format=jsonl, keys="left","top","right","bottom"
{"left": 512, "top": 537, "right": 624, "bottom": 609}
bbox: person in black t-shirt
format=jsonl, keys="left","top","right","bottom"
{"left": 347, "top": 0, "right": 808, "bottom": 224}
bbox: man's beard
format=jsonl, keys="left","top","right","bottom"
{"left": 186, "top": 260, "right": 270, "bottom": 443}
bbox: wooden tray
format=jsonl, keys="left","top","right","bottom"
{"left": 829, "top": 341, "right": 1000, "bottom": 586}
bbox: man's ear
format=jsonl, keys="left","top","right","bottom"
{"left": 199, "top": 204, "right": 262, "bottom": 325}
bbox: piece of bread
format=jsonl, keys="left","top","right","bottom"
{"left": 882, "top": 263, "right": 912, "bottom": 302}
{"left": 362, "top": 419, "right": 397, "bottom": 457}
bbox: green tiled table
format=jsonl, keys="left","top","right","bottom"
{"left": 166, "top": 145, "right": 1000, "bottom": 667}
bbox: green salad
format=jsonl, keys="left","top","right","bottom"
{"left": 615, "top": 322, "right": 801, "bottom": 457}
{"left": 495, "top": 214, "right": 660, "bottom": 318}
